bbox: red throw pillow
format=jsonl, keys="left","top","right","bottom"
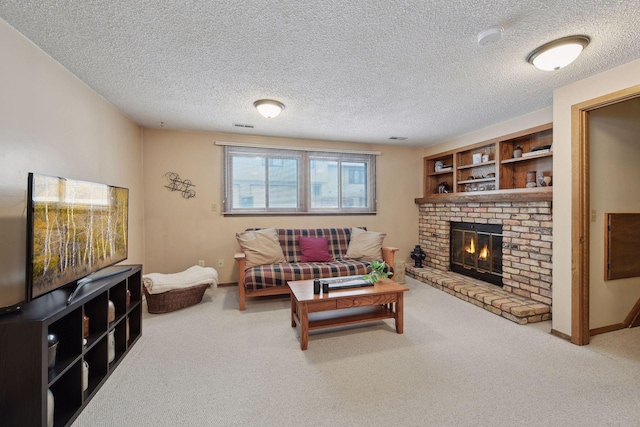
{"left": 299, "top": 236, "right": 333, "bottom": 262}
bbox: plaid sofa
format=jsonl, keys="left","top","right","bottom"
{"left": 234, "top": 228, "right": 398, "bottom": 310}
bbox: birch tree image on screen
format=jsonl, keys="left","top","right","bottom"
{"left": 31, "top": 175, "right": 128, "bottom": 297}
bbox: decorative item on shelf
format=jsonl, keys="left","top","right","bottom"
{"left": 126, "top": 318, "right": 130, "bottom": 341}
{"left": 437, "top": 181, "right": 450, "bottom": 194}
{"left": 531, "top": 144, "right": 552, "bottom": 152}
{"left": 411, "top": 245, "right": 426, "bottom": 268}
{"left": 126, "top": 289, "right": 131, "bottom": 308}
{"left": 82, "top": 360, "right": 89, "bottom": 392}
{"left": 513, "top": 145, "right": 523, "bottom": 158}
{"left": 47, "top": 389, "right": 54, "bottom": 427}
{"left": 482, "top": 148, "right": 490, "bottom": 163}
{"left": 435, "top": 160, "right": 443, "bottom": 172}
{"left": 83, "top": 312, "right": 90, "bottom": 339}
{"left": 487, "top": 172, "right": 495, "bottom": 177}
{"left": 108, "top": 330, "right": 115, "bottom": 363}
{"left": 526, "top": 171, "right": 537, "bottom": 188}
{"left": 363, "top": 261, "right": 391, "bottom": 284}
{"left": 472, "top": 153, "right": 482, "bottom": 164}
{"left": 108, "top": 300, "right": 115, "bottom": 323}
{"left": 47, "top": 333, "right": 59, "bottom": 369}
{"left": 537, "top": 171, "right": 553, "bottom": 187}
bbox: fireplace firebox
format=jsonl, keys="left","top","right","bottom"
{"left": 450, "top": 222, "right": 503, "bottom": 286}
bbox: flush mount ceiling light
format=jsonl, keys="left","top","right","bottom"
{"left": 253, "top": 99, "right": 285, "bottom": 118}
{"left": 527, "top": 35, "right": 590, "bottom": 71}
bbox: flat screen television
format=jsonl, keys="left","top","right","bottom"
{"left": 26, "top": 173, "right": 129, "bottom": 303}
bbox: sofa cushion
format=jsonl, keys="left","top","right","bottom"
{"left": 243, "top": 259, "right": 370, "bottom": 291}
{"left": 299, "top": 236, "right": 333, "bottom": 262}
{"left": 277, "top": 228, "right": 353, "bottom": 262}
{"left": 345, "top": 227, "right": 386, "bottom": 262}
{"left": 236, "top": 228, "right": 286, "bottom": 269}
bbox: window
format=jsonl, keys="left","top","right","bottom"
{"left": 223, "top": 145, "right": 376, "bottom": 214}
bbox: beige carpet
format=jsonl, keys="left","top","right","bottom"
{"left": 72, "top": 277, "right": 640, "bottom": 426}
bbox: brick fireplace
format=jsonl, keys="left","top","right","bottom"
{"left": 410, "top": 200, "right": 553, "bottom": 323}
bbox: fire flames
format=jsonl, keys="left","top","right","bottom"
{"left": 465, "top": 237, "right": 489, "bottom": 261}
{"left": 466, "top": 238, "right": 475, "bottom": 254}
{"left": 478, "top": 245, "right": 489, "bottom": 261}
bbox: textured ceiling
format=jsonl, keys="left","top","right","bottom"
{"left": 1, "top": 1, "right": 640, "bottom": 146}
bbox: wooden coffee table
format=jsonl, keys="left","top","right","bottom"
{"left": 288, "top": 278, "right": 409, "bottom": 350}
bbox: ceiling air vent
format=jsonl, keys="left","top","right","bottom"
{"left": 233, "top": 123, "right": 254, "bottom": 129}
{"left": 389, "top": 136, "right": 407, "bottom": 140}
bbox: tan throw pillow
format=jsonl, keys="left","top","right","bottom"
{"left": 236, "top": 228, "right": 286, "bottom": 269}
{"left": 345, "top": 227, "right": 386, "bottom": 262}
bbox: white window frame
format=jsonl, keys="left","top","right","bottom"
{"left": 223, "top": 145, "right": 376, "bottom": 215}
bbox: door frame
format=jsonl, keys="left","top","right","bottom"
{"left": 571, "top": 84, "right": 640, "bottom": 345}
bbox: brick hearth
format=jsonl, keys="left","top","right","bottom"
{"left": 407, "top": 265, "right": 551, "bottom": 324}
{"left": 414, "top": 200, "right": 553, "bottom": 323}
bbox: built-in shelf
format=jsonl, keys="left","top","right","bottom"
{"left": 420, "top": 123, "right": 553, "bottom": 202}
{"left": 427, "top": 169, "right": 454, "bottom": 176}
{"left": 457, "top": 177, "right": 495, "bottom": 185}
{"left": 457, "top": 160, "right": 496, "bottom": 170}
{"left": 501, "top": 151, "right": 552, "bottom": 164}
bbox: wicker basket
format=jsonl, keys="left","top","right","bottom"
{"left": 143, "top": 283, "right": 211, "bottom": 314}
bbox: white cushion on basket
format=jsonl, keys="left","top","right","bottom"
{"left": 143, "top": 265, "right": 218, "bottom": 294}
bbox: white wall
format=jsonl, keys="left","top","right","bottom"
{"left": 552, "top": 59, "right": 640, "bottom": 336}
{"left": 142, "top": 129, "right": 422, "bottom": 284}
{"left": 588, "top": 98, "right": 640, "bottom": 328}
{"left": 421, "top": 107, "right": 553, "bottom": 157}
{"left": 0, "top": 18, "right": 144, "bottom": 309}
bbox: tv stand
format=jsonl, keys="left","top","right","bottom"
{"left": 0, "top": 301, "right": 23, "bottom": 315}
{"left": 0, "top": 265, "right": 142, "bottom": 427}
{"left": 67, "top": 266, "right": 133, "bottom": 305}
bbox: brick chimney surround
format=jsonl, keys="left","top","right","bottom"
{"left": 408, "top": 200, "right": 552, "bottom": 324}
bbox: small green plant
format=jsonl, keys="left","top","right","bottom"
{"left": 363, "top": 261, "right": 391, "bottom": 284}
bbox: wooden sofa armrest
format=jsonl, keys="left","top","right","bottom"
{"left": 234, "top": 252, "right": 247, "bottom": 310}
{"left": 381, "top": 246, "right": 399, "bottom": 272}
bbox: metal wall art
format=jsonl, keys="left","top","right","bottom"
{"left": 164, "top": 172, "right": 196, "bottom": 199}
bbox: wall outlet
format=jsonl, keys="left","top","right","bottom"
{"left": 198, "top": 260, "right": 205, "bottom": 267}
{"left": 218, "top": 259, "right": 224, "bottom": 268}
{"left": 211, "top": 203, "right": 217, "bottom": 212}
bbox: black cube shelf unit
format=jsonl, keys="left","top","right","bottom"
{"left": 0, "top": 265, "right": 143, "bottom": 427}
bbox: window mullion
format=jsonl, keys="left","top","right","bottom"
{"left": 337, "top": 159, "right": 342, "bottom": 209}
{"left": 300, "top": 152, "right": 308, "bottom": 211}
{"left": 264, "top": 155, "right": 270, "bottom": 211}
